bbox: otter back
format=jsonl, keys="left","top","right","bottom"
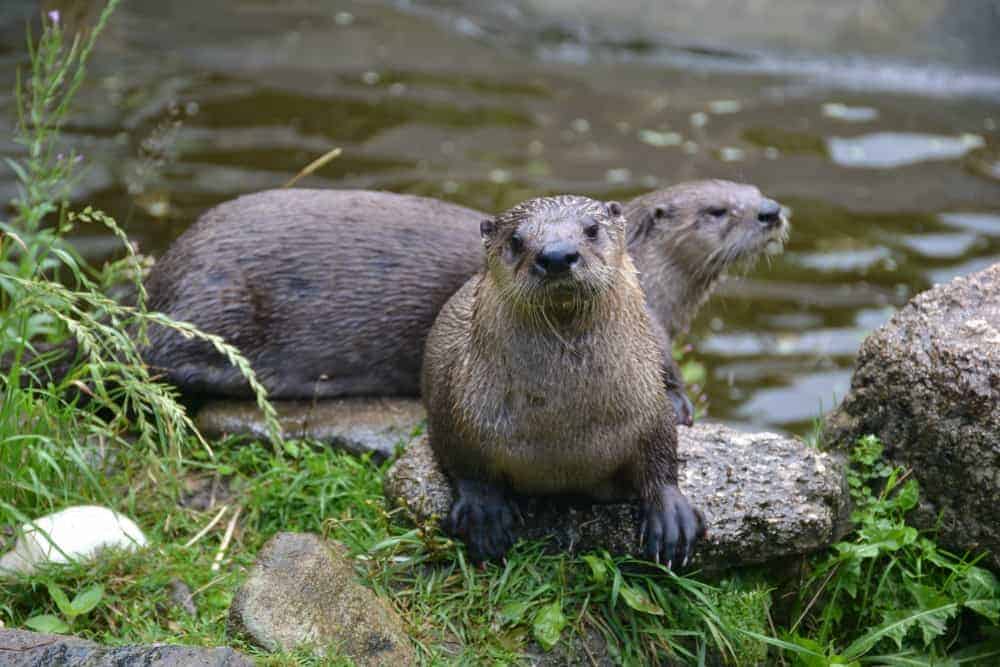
{"left": 142, "top": 189, "right": 483, "bottom": 398}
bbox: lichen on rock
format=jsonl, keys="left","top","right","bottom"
{"left": 826, "top": 262, "right": 1000, "bottom": 569}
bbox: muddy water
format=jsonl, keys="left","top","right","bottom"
{"left": 1, "top": 0, "right": 998, "bottom": 435}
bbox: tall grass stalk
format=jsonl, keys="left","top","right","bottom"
{"left": 0, "top": 1, "right": 280, "bottom": 526}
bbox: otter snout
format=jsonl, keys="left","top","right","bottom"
{"left": 758, "top": 199, "right": 783, "bottom": 228}
{"left": 533, "top": 242, "right": 580, "bottom": 277}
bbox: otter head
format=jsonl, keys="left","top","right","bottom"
{"left": 480, "top": 195, "right": 628, "bottom": 313}
{"left": 627, "top": 179, "right": 789, "bottom": 277}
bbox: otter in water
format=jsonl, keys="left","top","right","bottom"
{"left": 422, "top": 195, "right": 703, "bottom": 563}
{"left": 137, "top": 182, "right": 786, "bottom": 421}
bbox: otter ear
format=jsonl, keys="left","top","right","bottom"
{"left": 480, "top": 218, "right": 496, "bottom": 239}
{"left": 626, "top": 206, "right": 659, "bottom": 246}
{"left": 606, "top": 201, "right": 623, "bottom": 217}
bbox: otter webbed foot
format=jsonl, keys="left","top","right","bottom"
{"left": 640, "top": 484, "right": 705, "bottom": 567}
{"left": 446, "top": 478, "right": 516, "bottom": 563}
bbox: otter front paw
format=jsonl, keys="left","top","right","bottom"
{"left": 668, "top": 388, "right": 695, "bottom": 427}
{"left": 446, "top": 479, "right": 516, "bottom": 563}
{"left": 640, "top": 485, "right": 705, "bottom": 567}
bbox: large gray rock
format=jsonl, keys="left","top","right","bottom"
{"left": 0, "top": 628, "right": 251, "bottom": 666}
{"left": 196, "top": 398, "right": 423, "bottom": 459}
{"left": 385, "top": 425, "right": 850, "bottom": 570}
{"left": 826, "top": 262, "right": 1000, "bottom": 569}
{"left": 228, "top": 532, "right": 415, "bottom": 665}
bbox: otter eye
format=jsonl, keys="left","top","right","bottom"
{"left": 584, "top": 222, "right": 600, "bottom": 240}
{"left": 706, "top": 206, "right": 728, "bottom": 218}
{"left": 509, "top": 233, "right": 524, "bottom": 254}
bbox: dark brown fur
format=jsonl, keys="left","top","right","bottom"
{"left": 627, "top": 179, "right": 788, "bottom": 338}
{"left": 140, "top": 182, "right": 786, "bottom": 415}
{"left": 421, "top": 195, "right": 702, "bottom": 563}
{"left": 142, "top": 189, "right": 483, "bottom": 398}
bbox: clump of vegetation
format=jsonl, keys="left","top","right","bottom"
{"left": 761, "top": 435, "right": 1000, "bottom": 665}
{"left": 1, "top": 4, "right": 997, "bottom": 666}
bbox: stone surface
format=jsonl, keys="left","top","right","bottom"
{"left": 0, "top": 506, "right": 147, "bottom": 576}
{"left": 826, "top": 262, "right": 1000, "bottom": 569}
{"left": 0, "top": 628, "right": 251, "bottom": 666}
{"left": 385, "top": 425, "right": 850, "bottom": 570}
{"left": 228, "top": 532, "right": 415, "bottom": 665}
{"left": 196, "top": 398, "right": 423, "bottom": 460}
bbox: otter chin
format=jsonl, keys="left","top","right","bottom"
{"left": 422, "top": 195, "right": 704, "bottom": 564}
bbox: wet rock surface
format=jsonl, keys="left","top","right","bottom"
{"left": 0, "top": 628, "right": 251, "bottom": 666}
{"left": 826, "top": 262, "right": 1000, "bottom": 569}
{"left": 196, "top": 398, "right": 423, "bottom": 460}
{"left": 227, "top": 532, "right": 415, "bottom": 665}
{"left": 385, "top": 425, "right": 850, "bottom": 570}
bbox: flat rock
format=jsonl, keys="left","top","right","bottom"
{"left": 196, "top": 398, "right": 423, "bottom": 459}
{"left": 385, "top": 425, "right": 850, "bottom": 570}
{"left": 0, "top": 628, "right": 251, "bottom": 666}
{"left": 228, "top": 532, "right": 415, "bottom": 665}
{"left": 826, "top": 262, "right": 1000, "bottom": 569}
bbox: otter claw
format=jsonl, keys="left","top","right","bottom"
{"left": 641, "top": 485, "right": 703, "bottom": 567}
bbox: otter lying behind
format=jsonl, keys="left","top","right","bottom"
{"left": 423, "top": 195, "right": 704, "bottom": 564}
{"left": 140, "top": 182, "right": 787, "bottom": 425}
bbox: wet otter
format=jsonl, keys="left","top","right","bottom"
{"left": 627, "top": 180, "right": 789, "bottom": 422}
{"left": 422, "top": 195, "right": 703, "bottom": 563}
{"left": 142, "top": 190, "right": 483, "bottom": 398}
{"left": 140, "top": 182, "right": 786, "bottom": 421}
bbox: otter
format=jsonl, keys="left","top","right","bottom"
{"left": 422, "top": 195, "right": 703, "bottom": 563}
{"left": 627, "top": 180, "right": 789, "bottom": 422}
{"left": 142, "top": 190, "right": 482, "bottom": 398}
{"left": 138, "top": 182, "right": 786, "bottom": 422}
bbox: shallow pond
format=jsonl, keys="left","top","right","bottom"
{"left": 2, "top": 0, "right": 998, "bottom": 435}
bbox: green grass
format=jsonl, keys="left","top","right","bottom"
{"left": 2, "top": 3, "right": 998, "bottom": 666}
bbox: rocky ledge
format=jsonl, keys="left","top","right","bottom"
{"left": 385, "top": 424, "right": 851, "bottom": 570}
{"left": 826, "top": 262, "right": 1000, "bottom": 569}
{"left": 196, "top": 398, "right": 423, "bottom": 460}
{"left": 0, "top": 628, "right": 251, "bottom": 666}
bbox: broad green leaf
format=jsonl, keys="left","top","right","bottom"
{"left": 893, "top": 479, "right": 919, "bottom": 512}
{"left": 532, "top": 601, "right": 566, "bottom": 651}
{"left": 70, "top": 584, "right": 104, "bottom": 616}
{"left": 24, "top": 614, "right": 70, "bottom": 634}
{"left": 499, "top": 600, "right": 530, "bottom": 626}
{"left": 619, "top": 584, "right": 664, "bottom": 616}
{"left": 46, "top": 583, "right": 73, "bottom": 617}
{"left": 844, "top": 603, "right": 959, "bottom": 659}
{"left": 906, "top": 586, "right": 957, "bottom": 646}
{"left": 582, "top": 555, "right": 607, "bottom": 585}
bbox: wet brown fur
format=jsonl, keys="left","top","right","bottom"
{"left": 626, "top": 179, "right": 789, "bottom": 338}
{"left": 142, "top": 189, "right": 483, "bottom": 398}
{"left": 422, "top": 195, "right": 676, "bottom": 498}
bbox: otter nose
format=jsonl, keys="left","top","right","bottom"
{"left": 534, "top": 242, "right": 580, "bottom": 276}
{"left": 758, "top": 199, "right": 782, "bottom": 227}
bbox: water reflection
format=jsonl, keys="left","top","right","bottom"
{"left": 827, "top": 132, "right": 984, "bottom": 169}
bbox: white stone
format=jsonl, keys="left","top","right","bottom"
{"left": 0, "top": 505, "right": 147, "bottom": 575}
